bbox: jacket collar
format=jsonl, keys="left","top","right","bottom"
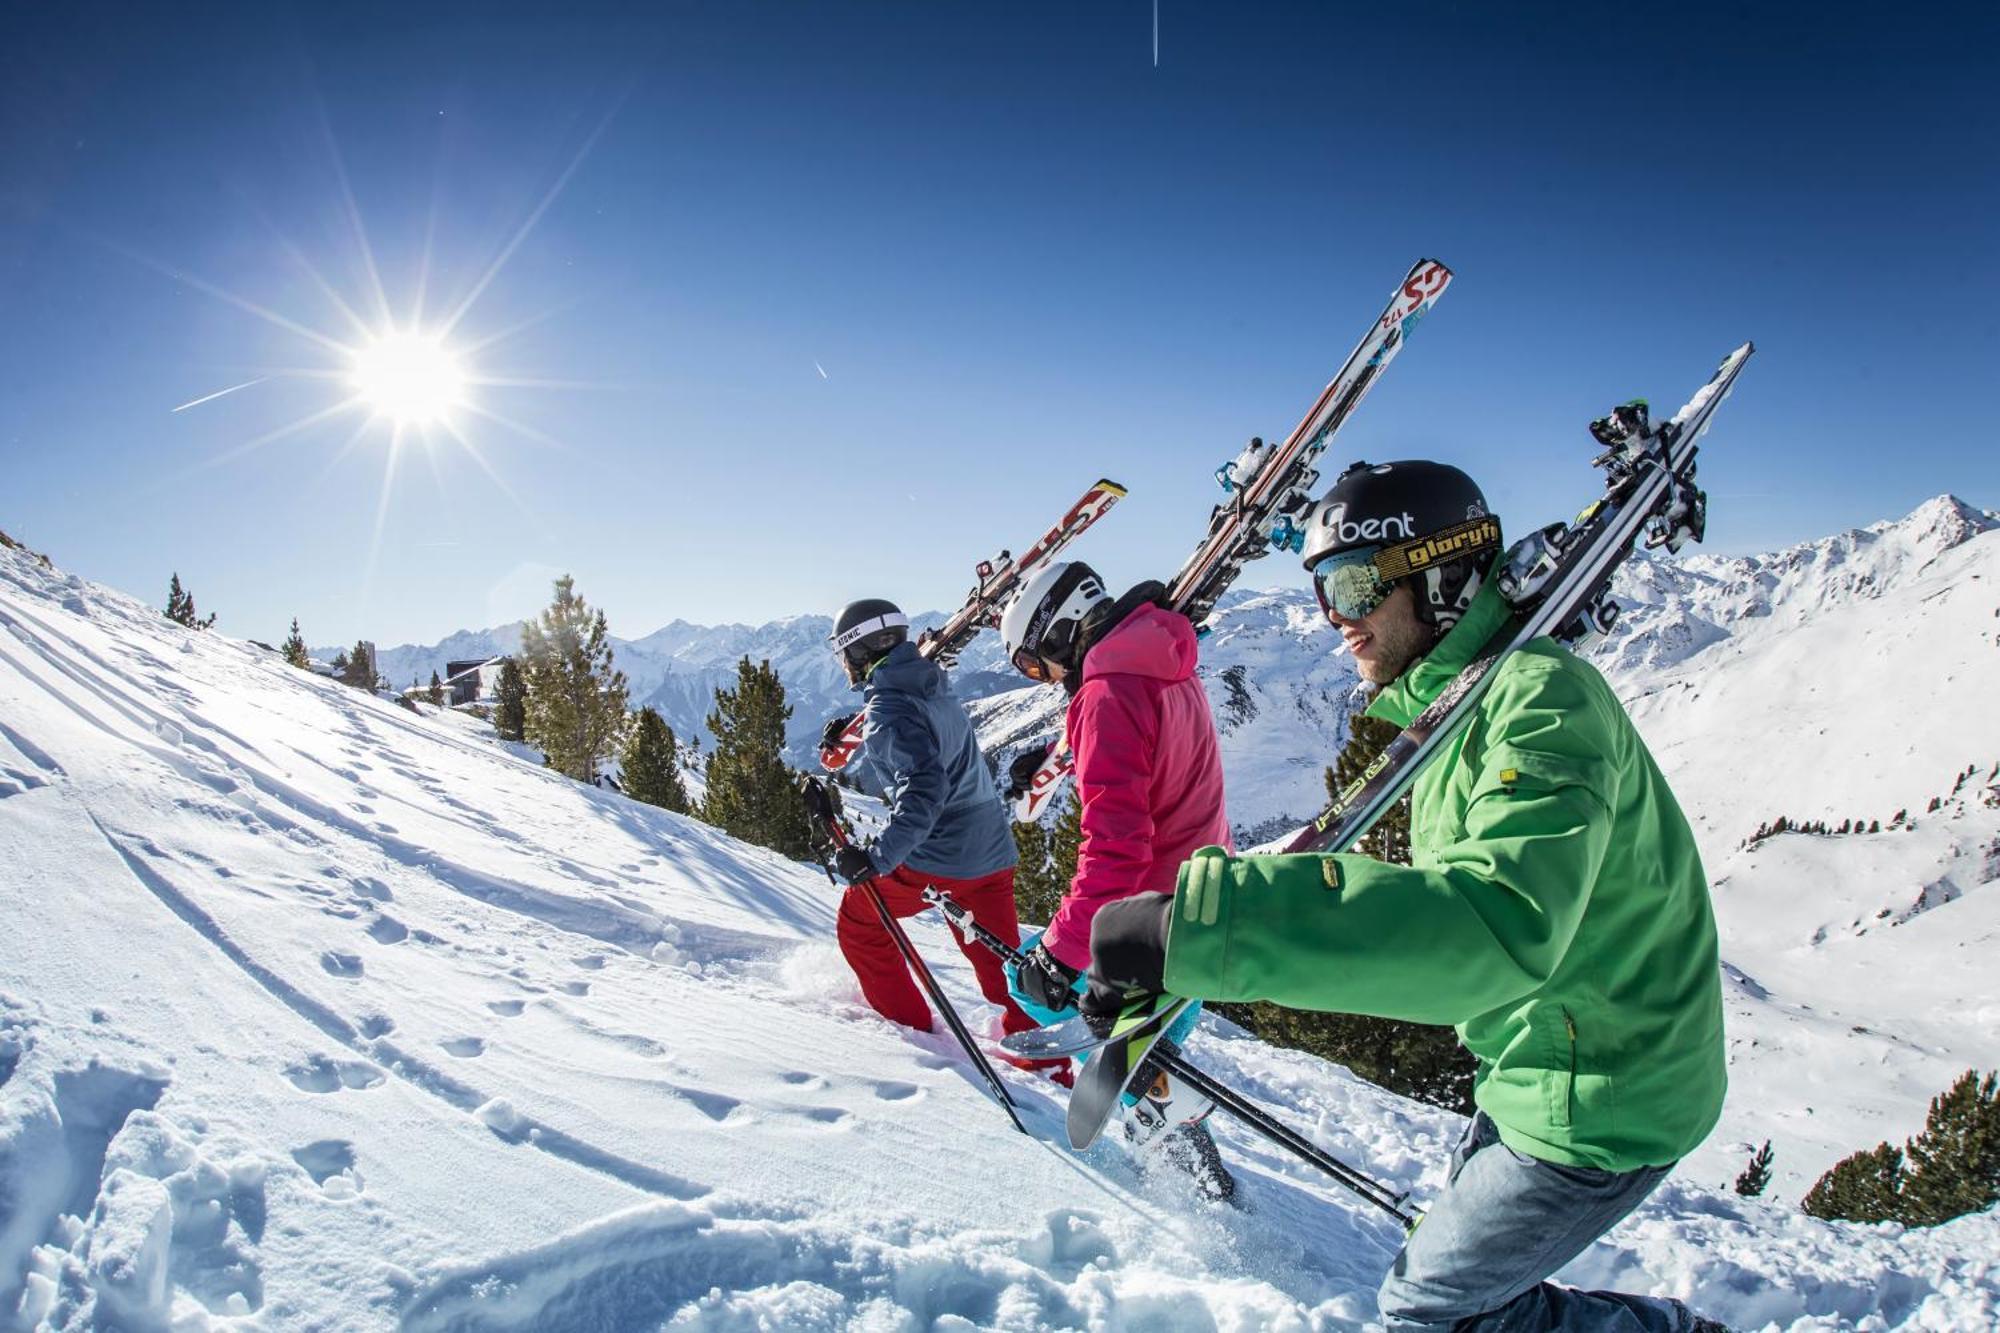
{"left": 1363, "top": 569, "right": 1511, "bottom": 728}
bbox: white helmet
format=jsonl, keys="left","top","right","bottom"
{"left": 1000, "top": 561, "right": 1107, "bottom": 680}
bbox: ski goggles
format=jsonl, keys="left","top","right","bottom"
{"left": 1012, "top": 647, "right": 1056, "bottom": 683}
{"left": 829, "top": 610, "right": 908, "bottom": 655}
{"left": 1310, "top": 547, "right": 1393, "bottom": 622}
{"left": 1010, "top": 618, "right": 1080, "bottom": 683}
{"left": 1311, "top": 516, "right": 1504, "bottom": 623}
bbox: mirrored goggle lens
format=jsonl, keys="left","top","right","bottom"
{"left": 1312, "top": 547, "right": 1390, "bottom": 621}
{"left": 1012, "top": 647, "right": 1052, "bottom": 682}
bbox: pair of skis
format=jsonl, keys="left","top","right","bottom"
{"left": 1013, "top": 258, "right": 1455, "bottom": 822}
{"left": 1006, "top": 341, "right": 1756, "bottom": 1162}
{"left": 819, "top": 478, "right": 1128, "bottom": 772}
{"left": 928, "top": 889, "right": 1416, "bottom": 1226}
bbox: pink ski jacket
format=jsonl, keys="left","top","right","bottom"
{"left": 1041, "top": 603, "right": 1233, "bottom": 971}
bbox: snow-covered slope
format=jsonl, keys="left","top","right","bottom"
{"left": 9, "top": 537, "right": 1997, "bottom": 1329}
{"left": 1597, "top": 496, "right": 2000, "bottom": 1197}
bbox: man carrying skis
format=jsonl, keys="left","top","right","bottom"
{"left": 998, "top": 562, "right": 1238, "bottom": 1199}
{"left": 820, "top": 599, "right": 1039, "bottom": 1042}
{"left": 1083, "top": 461, "right": 1729, "bottom": 1330}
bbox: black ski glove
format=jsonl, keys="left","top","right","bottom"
{"left": 1081, "top": 893, "right": 1174, "bottom": 1036}
{"left": 820, "top": 713, "right": 858, "bottom": 751}
{"left": 1004, "top": 740, "right": 1055, "bottom": 803}
{"left": 832, "top": 844, "right": 876, "bottom": 885}
{"left": 1015, "top": 940, "right": 1082, "bottom": 1014}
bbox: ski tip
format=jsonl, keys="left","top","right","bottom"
{"left": 1094, "top": 478, "right": 1130, "bottom": 497}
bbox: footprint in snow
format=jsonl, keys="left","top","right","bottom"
{"left": 285, "top": 1055, "right": 384, "bottom": 1094}
{"left": 439, "top": 1037, "right": 486, "bottom": 1059}
{"left": 572, "top": 955, "right": 607, "bottom": 971}
{"left": 485, "top": 1000, "right": 526, "bottom": 1018}
{"left": 561, "top": 981, "right": 591, "bottom": 997}
{"left": 291, "top": 1139, "right": 360, "bottom": 1190}
{"left": 366, "top": 915, "right": 409, "bottom": 945}
{"left": 871, "top": 1081, "right": 921, "bottom": 1102}
{"left": 320, "top": 952, "right": 364, "bottom": 978}
{"left": 778, "top": 1071, "right": 827, "bottom": 1090}
{"left": 357, "top": 1014, "right": 396, "bottom": 1038}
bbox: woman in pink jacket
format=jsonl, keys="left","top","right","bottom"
{"left": 998, "top": 561, "right": 1236, "bottom": 1199}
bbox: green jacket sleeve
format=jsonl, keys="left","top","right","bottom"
{"left": 1163, "top": 655, "right": 1619, "bottom": 1026}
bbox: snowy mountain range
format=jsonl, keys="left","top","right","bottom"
{"left": 5, "top": 496, "right": 2000, "bottom": 1329}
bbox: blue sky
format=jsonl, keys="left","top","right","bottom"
{"left": 4, "top": 1, "right": 1995, "bottom": 648}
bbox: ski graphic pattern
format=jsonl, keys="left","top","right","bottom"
{"left": 1014, "top": 259, "right": 1453, "bottom": 821}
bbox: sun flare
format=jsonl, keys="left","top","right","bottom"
{"left": 349, "top": 329, "right": 469, "bottom": 425}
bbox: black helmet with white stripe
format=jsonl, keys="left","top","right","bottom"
{"left": 830, "top": 598, "right": 909, "bottom": 677}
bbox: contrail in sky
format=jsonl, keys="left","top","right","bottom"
{"left": 171, "top": 376, "right": 269, "bottom": 413}
{"left": 815, "top": 360, "right": 829, "bottom": 379}
{"left": 1153, "top": 0, "right": 1159, "bottom": 66}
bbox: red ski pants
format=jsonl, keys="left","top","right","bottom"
{"left": 836, "top": 864, "right": 1037, "bottom": 1035}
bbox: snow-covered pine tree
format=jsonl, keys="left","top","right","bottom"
{"left": 518, "top": 575, "right": 629, "bottom": 785}
{"left": 427, "top": 670, "right": 444, "bottom": 706}
{"left": 621, "top": 706, "right": 690, "bottom": 814}
{"left": 282, "top": 618, "right": 310, "bottom": 669}
{"left": 492, "top": 658, "right": 527, "bottom": 742}
{"left": 701, "top": 657, "right": 808, "bottom": 858}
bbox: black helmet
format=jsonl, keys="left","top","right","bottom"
{"left": 830, "top": 598, "right": 909, "bottom": 675}
{"left": 1300, "top": 460, "right": 1501, "bottom": 629}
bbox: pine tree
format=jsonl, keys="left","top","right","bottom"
{"left": 282, "top": 618, "right": 310, "bottom": 669}
{"left": 701, "top": 657, "right": 809, "bottom": 857}
{"left": 427, "top": 670, "right": 445, "bottom": 707}
{"left": 332, "top": 650, "right": 350, "bottom": 679}
{"left": 519, "top": 576, "right": 630, "bottom": 784}
{"left": 339, "top": 640, "right": 378, "bottom": 691}
{"left": 1011, "top": 789, "right": 1083, "bottom": 927}
{"left": 164, "top": 573, "right": 215, "bottom": 629}
{"left": 493, "top": 658, "right": 527, "bottom": 742}
{"left": 1011, "top": 816, "right": 1056, "bottom": 923}
{"left": 1802, "top": 1143, "right": 1907, "bottom": 1223}
{"left": 1327, "top": 713, "right": 1411, "bottom": 862}
{"left": 1734, "top": 1140, "right": 1775, "bottom": 1197}
{"left": 1900, "top": 1070, "right": 2000, "bottom": 1227}
{"left": 621, "top": 707, "right": 690, "bottom": 814}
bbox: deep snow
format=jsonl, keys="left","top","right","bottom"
{"left": 5, "top": 514, "right": 1999, "bottom": 1330}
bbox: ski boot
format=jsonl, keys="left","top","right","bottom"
{"left": 1120, "top": 1040, "right": 1237, "bottom": 1203}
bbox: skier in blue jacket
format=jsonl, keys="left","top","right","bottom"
{"left": 822, "top": 599, "right": 1037, "bottom": 1039}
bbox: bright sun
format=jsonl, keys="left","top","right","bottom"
{"left": 349, "top": 330, "right": 469, "bottom": 425}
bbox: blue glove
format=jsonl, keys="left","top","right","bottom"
{"left": 1006, "top": 930, "right": 1086, "bottom": 1027}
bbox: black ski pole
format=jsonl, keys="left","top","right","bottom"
{"left": 923, "top": 887, "right": 1413, "bottom": 1225}
{"left": 799, "top": 779, "right": 1027, "bottom": 1134}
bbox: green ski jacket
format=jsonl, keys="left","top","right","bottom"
{"left": 1163, "top": 579, "right": 1726, "bottom": 1171}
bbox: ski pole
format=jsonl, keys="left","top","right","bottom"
{"left": 924, "top": 887, "right": 1414, "bottom": 1225}
{"left": 799, "top": 780, "right": 1027, "bottom": 1134}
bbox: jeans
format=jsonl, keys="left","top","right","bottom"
{"left": 1379, "top": 1113, "right": 1700, "bottom": 1332}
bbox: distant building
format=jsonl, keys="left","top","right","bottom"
{"left": 444, "top": 657, "right": 508, "bottom": 706}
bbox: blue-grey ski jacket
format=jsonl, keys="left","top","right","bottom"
{"left": 856, "top": 641, "right": 1018, "bottom": 879}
